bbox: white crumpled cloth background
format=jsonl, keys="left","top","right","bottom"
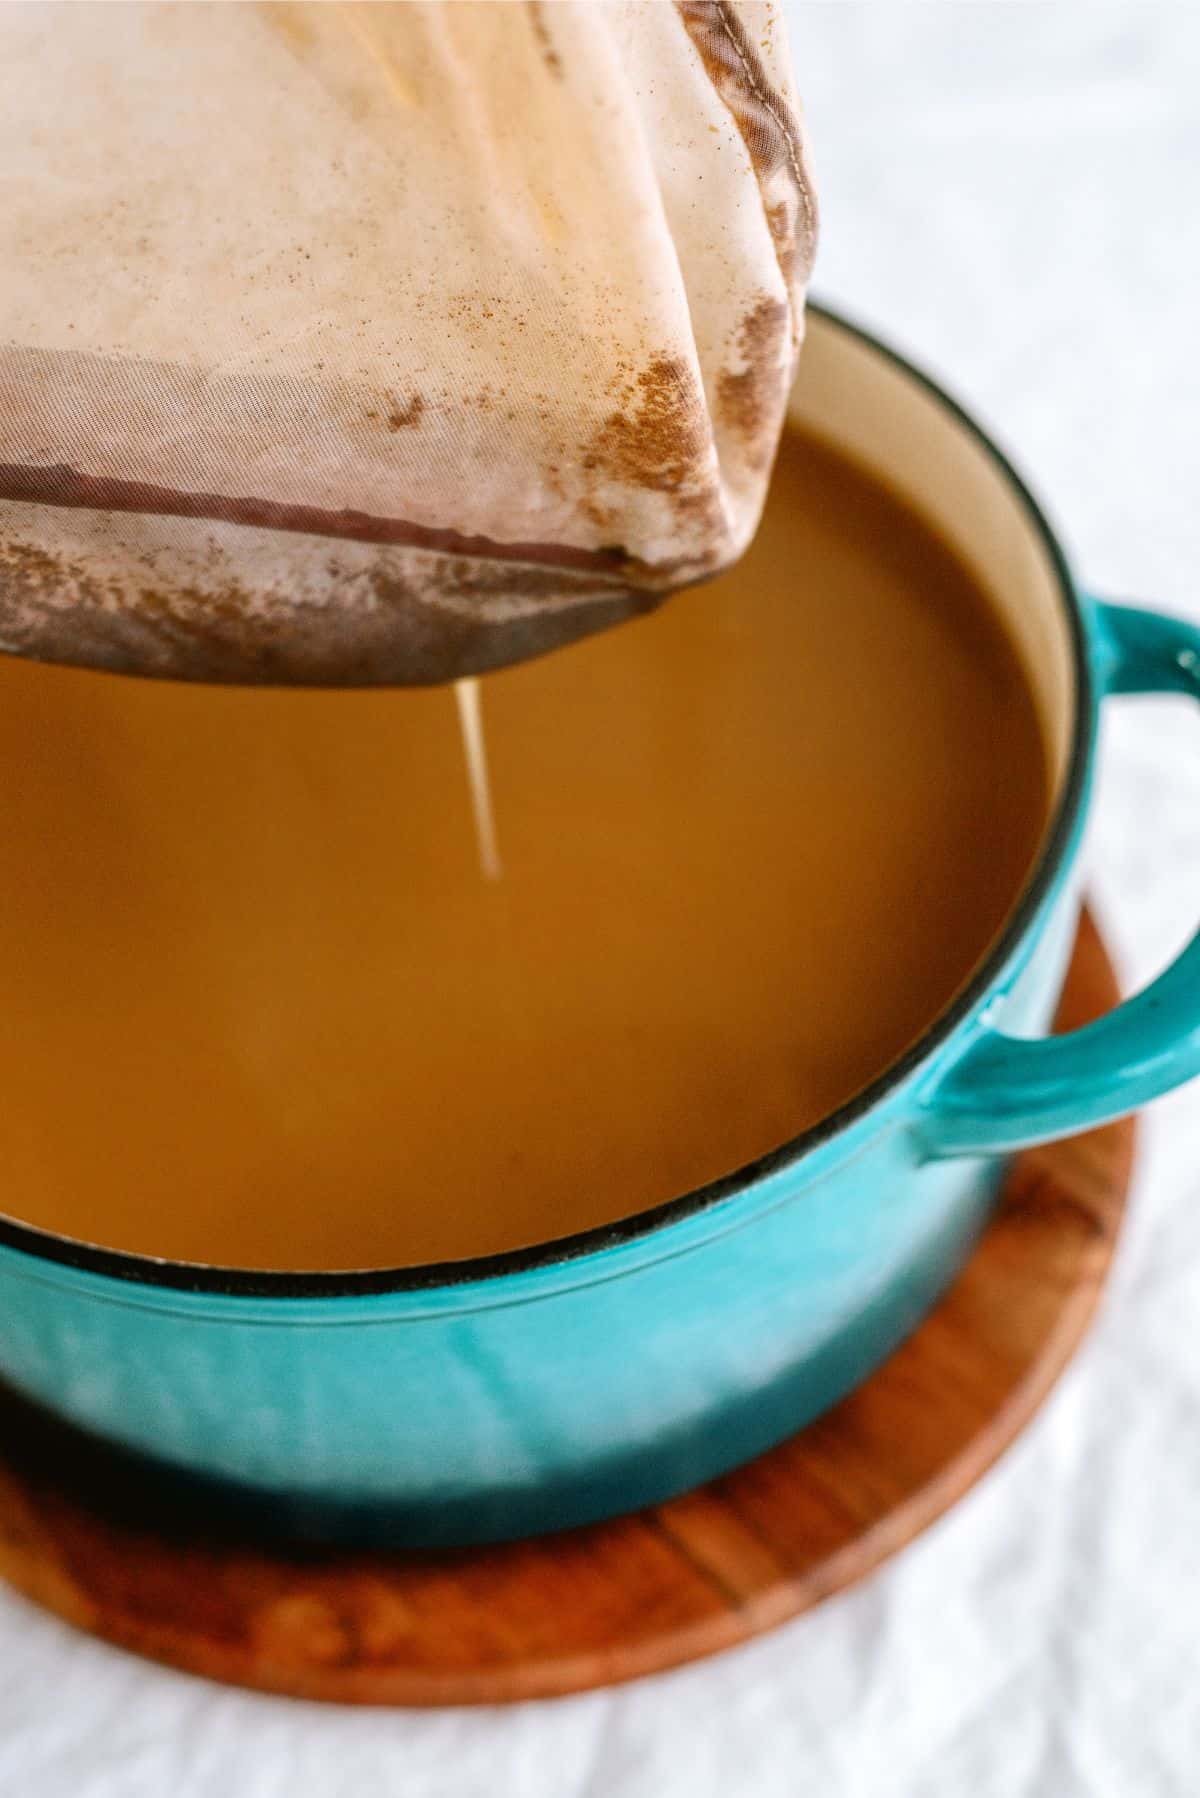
{"left": 2, "top": 4, "right": 1198, "bottom": 1793}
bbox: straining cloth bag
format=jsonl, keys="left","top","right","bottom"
{"left": 0, "top": 1, "right": 814, "bottom": 685}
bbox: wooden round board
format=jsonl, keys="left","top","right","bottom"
{"left": 0, "top": 909, "right": 1134, "bottom": 1705}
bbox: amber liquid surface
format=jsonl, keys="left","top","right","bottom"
{"left": 0, "top": 434, "right": 1049, "bottom": 1269}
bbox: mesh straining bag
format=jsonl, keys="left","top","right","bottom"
{"left": 0, "top": 1, "right": 814, "bottom": 685}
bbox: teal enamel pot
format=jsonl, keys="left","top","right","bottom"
{"left": 2, "top": 306, "right": 1199, "bottom": 1547}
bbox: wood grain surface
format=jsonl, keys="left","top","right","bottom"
{"left": 0, "top": 909, "right": 1134, "bottom": 1705}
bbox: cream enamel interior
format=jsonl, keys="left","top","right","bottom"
{"left": 791, "top": 313, "right": 1074, "bottom": 798}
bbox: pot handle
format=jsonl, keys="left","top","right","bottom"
{"left": 921, "top": 600, "right": 1200, "bottom": 1158}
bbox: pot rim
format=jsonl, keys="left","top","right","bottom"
{"left": 0, "top": 301, "right": 1093, "bottom": 1300}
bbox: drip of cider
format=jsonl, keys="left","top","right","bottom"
{"left": 453, "top": 677, "right": 502, "bottom": 882}
{"left": 0, "top": 433, "right": 1049, "bottom": 1270}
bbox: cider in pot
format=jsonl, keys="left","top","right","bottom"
{"left": 0, "top": 433, "right": 1048, "bottom": 1269}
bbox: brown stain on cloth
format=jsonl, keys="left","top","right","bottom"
{"left": 675, "top": 1, "right": 817, "bottom": 293}
{"left": 0, "top": 523, "right": 663, "bottom": 688}
{"left": 717, "top": 296, "right": 791, "bottom": 472}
